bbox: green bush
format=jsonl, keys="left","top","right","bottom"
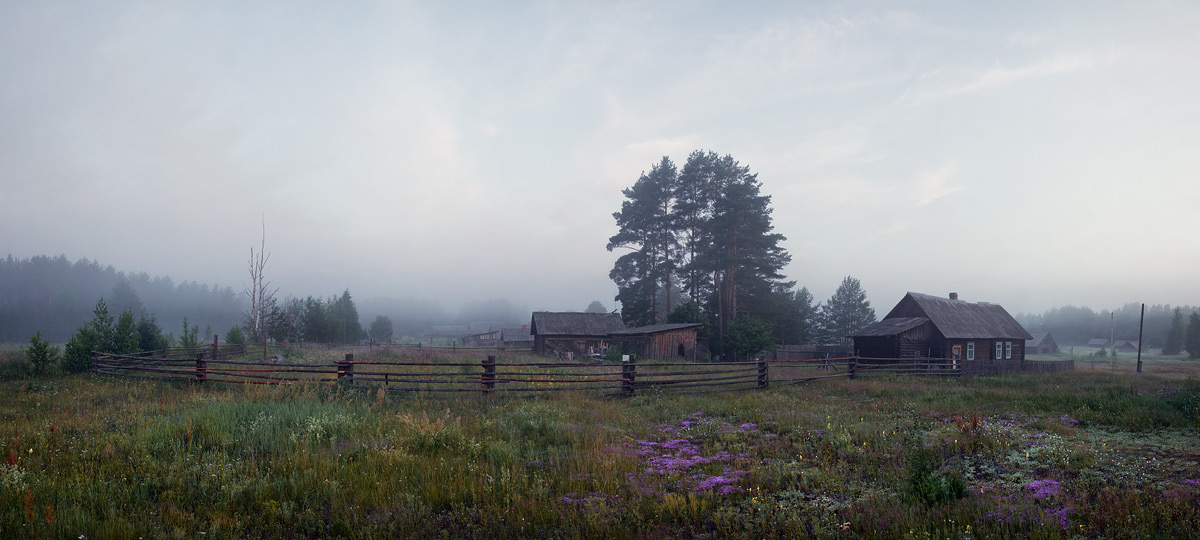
{"left": 226, "top": 325, "right": 246, "bottom": 346}
{"left": 25, "top": 331, "right": 58, "bottom": 376}
{"left": 907, "top": 448, "right": 966, "bottom": 506}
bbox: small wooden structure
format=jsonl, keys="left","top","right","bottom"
{"left": 1113, "top": 340, "right": 1139, "bottom": 354}
{"left": 609, "top": 323, "right": 703, "bottom": 362}
{"left": 530, "top": 312, "right": 626, "bottom": 357}
{"left": 1025, "top": 332, "right": 1059, "bottom": 355}
{"left": 500, "top": 326, "right": 534, "bottom": 348}
{"left": 1087, "top": 338, "right": 1110, "bottom": 348}
{"left": 851, "top": 292, "right": 1032, "bottom": 371}
{"left": 462, "top": 330, "right": 501, "bottom": 346}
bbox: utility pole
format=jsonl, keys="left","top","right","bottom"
{"left": 1136, "top": 303, "right": 1145, "bottom": 374}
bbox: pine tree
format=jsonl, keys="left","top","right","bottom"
{"left": 817, "top": 276, "right": 876, "bottom": 345}
{"left": 1163, "top": 307, "right": 1185, "bottom": 355}
{"left": 608, "top": 157, "right": 678, "bottom": 327}
{"left": 1186, "top": 312, "right": 1200, "bottom": 359}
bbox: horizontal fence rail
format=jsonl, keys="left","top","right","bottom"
{"left": 92, "top": 345, "right": 1077, "bottom": 396}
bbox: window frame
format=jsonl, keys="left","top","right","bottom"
{"left": 995, "top": 342, "right": 1003, "bottom": 360}
{"left": 966, "top": 342, "right": 975, "bottom": 361}
{"left": 1005, "top": 341, "right": 1012, "bottom": 359}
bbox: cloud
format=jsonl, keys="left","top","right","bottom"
{"left": 912, "top": 163, "right": 962, "bottom": 207}
{"left": 899, "top": 52, "right": 1106, "bottom": 104}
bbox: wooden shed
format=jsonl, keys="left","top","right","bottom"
{"left": 1025, "top": 332, "right": 1059, "bottom": 355}
{"left": 851, "top": 292, "right": 1032, "bottom": 371}
{"left": 530, "top": 312, "right": 626, "bottom": 357}
{"left": 609, "top": 323, "right": 704, "bottom": 362}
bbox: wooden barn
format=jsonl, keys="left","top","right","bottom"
{"left": 530, "top": 312, "right": 626, "bottom": 357}
{"left": 1113, "top": 340, "right": 1140, "bottom": 354}
{"left": 1025, "top": 332, "right": 1059, "bottom": 355}
{"left": 609, "top": 323, "right": 704, "bottom": 362}
{"left": 500, "top": 326, "right": 534, "bottom": 348}
{"left": 851, "top": 292, "right": 1032, "bottom": 370}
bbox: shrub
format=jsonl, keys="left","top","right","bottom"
{"left": 26, "top": 331, "right": 58, "bottom": 375}
{"left": 62, "top": 324, "right": 99, "bottom": 373}
{"left": 226, "top": 325, "right": 246, "bottom": 346}
{"left": 907, "top": 448, "right": 966, "bottom": 506}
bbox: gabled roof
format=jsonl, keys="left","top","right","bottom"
{"left": 851, "top": 317, "right": 929, "bottom": 337}
{"left": 1026, "top": 332, "right": 1052, "bottom": 347}
{"left": 530, "top": 312, "right": 626, "bottom": 336}
{"left": 1087, "top": 338, "right": 1109, "bottom": 347}
{"left": 610, "top": 323, "right": 703, "bottom": 336}
{"left": 887, "top": 292, "right": 1032, "bottom": 340}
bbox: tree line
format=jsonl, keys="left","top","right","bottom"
{"left": 0, "top": 254, "right": 241, "bottom": 343}
{"left": 1016, "top": 303, "right": 1200, "bottom": 352}
{"left": 608, "top": 151, "right": 876, "bottom": 358}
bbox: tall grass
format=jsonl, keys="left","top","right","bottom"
{"left": 1, "top": 366, "right": 1197, "bottom": 538}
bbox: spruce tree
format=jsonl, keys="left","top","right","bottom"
{"left": 1163, "top": 307, "right": 1185, "bottom": 355}
{"left": 608, "top": 157, "right": 678, "bottom": 327}
{"left": 817, "top": 276, "right": 877, "bottom": 345}
{"left": 1186, "top": 312, "right": 1200, "bottom": 359}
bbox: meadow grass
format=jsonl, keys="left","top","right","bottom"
{"left": 1, "top": 359, "right": 1198, "bottom": 539}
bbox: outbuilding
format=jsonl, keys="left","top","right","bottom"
{"left": 529, "top": 312, "right": 626, "bottom": 358}
{"left": 609, "top": 323, "right": 704, "bottom": 362}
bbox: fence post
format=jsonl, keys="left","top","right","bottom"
{"left": 757, "top": 358, "right": 768, "bottom": 389}
{"left": 91, "top": 346, "right": 99, "bottom": 374}
{"left": 482, "top": 355, "right": 496, "bottom": 396}
{"left": 337, "top": 353, "right": 355, "bottom": 383}
{"left": 622, "top": 355, "right": 636, "bottom": 397}
{"left": 849, "top": 356, "right": 857, "bottom": 379}
{"left": 195, "top": 353, "right": 206, "bottom": 384}
{"left": 212, "top": 334, "right": 219, "bottom": 361}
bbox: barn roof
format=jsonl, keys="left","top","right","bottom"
{"left": 610, "top": 323, "right": 703, "bottom": 336}
{"left": 1026, "top": 332, "right": 1051, "bottom": 347}
{"left": 889, "top": 292, "right": 1032, "bottom": 340}
{"left": 1087, "top": 338, "right": 1109, "bottom": 347}
{"left": 530, "top": 312, "right": 626, "bottom": 336}
{"left": 850, "top": 317, "right": 929, "bottom": 337}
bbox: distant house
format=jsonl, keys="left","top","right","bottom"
{"left": 609, "top": 323, "right": 704, "bottom": 362}
{"left": 851, "top": 292, "right": 1032, "bottom": 370}
{"left": 530, "top": 312, "right": 626, "bottom": 357}
{"left": 1113, "top": 340, "right": 1140, "bottom": 354}
{"left": 461, "top": 330, "right": 501, "bottom": 346}
{"left": 1087, "top": 338, "right": 1110, "bottom": 348}
{"left": 500, "top": 326, "right": 534, "bottom": 348}
{"left": 1025, "top": 333, "right": 1059, "bottom": 355}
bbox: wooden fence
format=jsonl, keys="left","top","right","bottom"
{"left": 91, "top": 349, "right": 1076, "bottom": 396}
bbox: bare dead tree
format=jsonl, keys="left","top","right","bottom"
{"left": 244, "top": 218, "right": 278, "bottom": 343}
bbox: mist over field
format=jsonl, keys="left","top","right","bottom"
{"left": 3, "top": 2, "right": 1200, "bottom": 338}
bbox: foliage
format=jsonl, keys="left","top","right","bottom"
{"left": 225, "top": 325, "right": 246, "bottom": 346}
{"left": 273, "top": 291, "right": 366, "bottom": 344}
{"left": 1018, "top": 303, "right": 1199, "bottom": 349}
{"left": 1187, "top": 312, "right": 1200, "bottom": 359}
{"left": 0, "top": 254, "right": 243, "bottom": 344}
{"left": 584, "top": 301, "right": 607, "bottom": 313}
{"left": 25, "top": 331, "right": 58, "bottom": 375}
{"left": 111, "top": 310, "right": 140, "bottom": 354}
{"left": 368, "top": 315, "right": 394, "bottom": 343}
{"left": 723, "top": 315, "right": 774, "bottom": 361}
{"left": 1163, "top": 307, "right": 1185, "bottom": 355}
{"left": 816, "top": 276, "right": 876, "bottom": 345}
{"left": 906, "top": 447, "right": 967, "bottom": 506}
{"left": 609, "top": 151, "right": 792, "bottom": 348}
{"left": 179, "top": 316, "right": 199, "bottom": 348}
{"left": 61, "top": 298, "right": 115, "bottom": 372}
{"left": 770, "top": 285, "right": 817, "bottom": 345}
{"left": 136, "top": 314, "right": 169, "bottom": 352}
{"left": 2, "top": 367, "right": 1198, "bottom": 538}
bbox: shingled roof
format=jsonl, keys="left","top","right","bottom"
{"left": 609, "top": 323, "right": 703, "bottom": 336}
{"left": 884, "top": 292, "right": 1031, "bottom": 340}
{"left": 530, "top": 312, "right": 626, "bottom": 336}
{"left": 851, "top": 317, "right": 929, "bottom": 337}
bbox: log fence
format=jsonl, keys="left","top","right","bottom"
{"left": 91, "top": 344, "right": 1077, "bottom": 396}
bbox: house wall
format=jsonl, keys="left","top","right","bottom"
{"left": 613, "top": 328, "right": 699, "bottom": 361}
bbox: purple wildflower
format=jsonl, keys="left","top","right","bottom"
{"left": 1027, "top": 479, "right": 1060, "bottom": 499}
{"left": 1060, "top": 414, "right": 1079, "bottom": 425}
{"left": 739, "top": 423, "right": 758, "bottom": 431}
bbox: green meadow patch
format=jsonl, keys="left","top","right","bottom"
{"left": 1, "top": 364, "right": 1198, "bottom": 539}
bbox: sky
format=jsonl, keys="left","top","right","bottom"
{"left": 2, "top": 1, "right": 1199, "bottom": 317}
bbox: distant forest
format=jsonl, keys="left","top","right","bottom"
{"left": 0, "top": 254, "right": 532, "bottom": 344}
{"left": 0, "top": 255, "right": 243, "bottom": 343}
{"left": 1016, "top": 303, "right": 1197, "bottom": 349}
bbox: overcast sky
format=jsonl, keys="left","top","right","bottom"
{"left": 2, "top": 1, "right": 1198, "bottom": 317}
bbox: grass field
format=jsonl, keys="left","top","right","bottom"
{"left": 1, "top": 349, "right": 1198, "bottom": 539}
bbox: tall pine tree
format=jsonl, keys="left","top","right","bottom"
{"left": 608, "top": 157, "right": 678, "bottom": 327}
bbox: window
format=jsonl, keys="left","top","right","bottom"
{"left": 966, "top": 342, "right": 975, "bottom": 361}
{"left": 1005, "top": 342, "right": 1012, "bottom": 359}
{"left": 995, "top": 342, "right": 1003, "bottom": 360}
